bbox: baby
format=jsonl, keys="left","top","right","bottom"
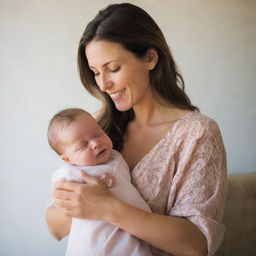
{"left": 47, "top": 108, "right": 152, "bottom": 256}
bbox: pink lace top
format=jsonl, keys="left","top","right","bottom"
{"left": 131, "top": 111, "right": 227, "bottom": 256}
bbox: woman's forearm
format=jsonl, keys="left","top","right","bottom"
{"left": 45, "top": 205, "right": 71, "bottom": 241}
{"left": 52, "top": 175, "right": 207, "bottom": 255}
{"left": 106, "top": 199, "right": 207, "bottom": 256}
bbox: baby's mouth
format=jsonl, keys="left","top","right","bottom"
{"left": 97, "top": 148, "right": 107, "bottom": 158}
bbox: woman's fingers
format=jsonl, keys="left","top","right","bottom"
{"left": 54, "top": 199, "right": 75, "bottom": 217}
{"left": 52, "top": 173, "right": 115, "bottom": 219}
{"left": 54, "top": 172, "right": 104, "bottom": 193}
{"left": 80, "top": 171, "right": 101, "bottom": 185}
{"left": 62, "top": 208, "right": 73, "bottom": 217}
{"left": 53, "top": 188, "right": 73, "bottom": 200}
{"left": 80, "top": 171, "right": 115, "bottom": 187}
{"left": 54, "top": 179, "right": 80, "bottom": 192}
{"left": 54, "top": 198, "right": 72, "bottom": 208}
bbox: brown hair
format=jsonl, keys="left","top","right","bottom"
{"left": 77, "top": 3, "right": 198, "bottom": 151}
{"left": 47, "top": 108, "right": 90, "bottom": 155}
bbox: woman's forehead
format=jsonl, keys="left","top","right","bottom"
{"left": 85, "top": 40, "right": 129, "bottom": 67}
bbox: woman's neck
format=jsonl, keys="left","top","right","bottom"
{"left": 132, "top": 96, "right": 179, "bottom": 127}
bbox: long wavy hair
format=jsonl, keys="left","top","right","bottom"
{"left": 78, "top": 3, "right": 198, "bottom": 151}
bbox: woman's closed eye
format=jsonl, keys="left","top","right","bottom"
{"left": 110, "top": 66, "right": 120, "bottom": 73}
{"left": 89, "top": 68, "right": 100, "bottom": 76}
{"left": 92, "top": 66, "right": 120, "bottom": 77}
{"left": 93, "top": 71, "right": 100, "bottom": 77}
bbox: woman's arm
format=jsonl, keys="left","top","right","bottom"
{"left": 108, "top": 198, "right": 207, "bottom": 256}
{"left": 53, "top": 172, "right": 207, "bottom": 256}
{"left": 45, "top": 205, "right": 71, "bottom": 241}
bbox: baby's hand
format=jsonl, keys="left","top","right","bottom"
{"left": 99, "top": 173, "right": 115, "bottom": 188}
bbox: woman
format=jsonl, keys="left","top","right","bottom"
{"left": 46, "top": 3, "right": 227, "bottom": 256}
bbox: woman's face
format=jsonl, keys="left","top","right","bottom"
{"left": 85, "top": 40, "right": 157, "bottom": 111}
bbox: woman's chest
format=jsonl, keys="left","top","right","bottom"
{"left": 121, "top": 123, "right": 172, "bottom": 170}
{"left": 129, "top": 140, "right": 176, "bottom": 214}
{"left": 120, "top": 122, "right": 180, "bottom": 213}
{"left": 121, "top": 135, "right": 155, "bottom": 171}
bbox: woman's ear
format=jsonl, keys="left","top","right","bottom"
{"left": 145, "top": 48, "right": 158, "bottom": 70}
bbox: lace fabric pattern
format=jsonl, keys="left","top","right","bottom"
{"left": 131, "top": 112, "right": 227, "bottom": 256}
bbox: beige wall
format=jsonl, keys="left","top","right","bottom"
{"left": 1, "top": 0, "right": 255, "bottom": 255}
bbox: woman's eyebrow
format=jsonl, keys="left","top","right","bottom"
{"left": 89, "top": 59, "right": 122, "bottom": 69}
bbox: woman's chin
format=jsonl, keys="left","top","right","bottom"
{"left": 114, "top": 103, "right": 132, "bottom": 112}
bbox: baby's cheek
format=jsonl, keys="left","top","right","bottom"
{"left": 105, "top": 136, "right": 113, "bottom": 148}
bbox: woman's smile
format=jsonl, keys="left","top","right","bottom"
{"left": 109, "top": 88, "right": 126, "bottom": 101}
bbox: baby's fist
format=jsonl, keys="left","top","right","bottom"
{"left": 99, "top": 173, "right": 115, "bottom": 188}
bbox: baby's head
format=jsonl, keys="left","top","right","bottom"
{"left": 48, "top": 108, "right": 113, "bottom": 166}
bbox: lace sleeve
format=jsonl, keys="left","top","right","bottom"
{"left": 169, "top": 119, "right": 227, "bottom": 256}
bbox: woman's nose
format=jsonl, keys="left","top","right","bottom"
{"left": 98, "top": 73, "right": 113, "bottom": 91}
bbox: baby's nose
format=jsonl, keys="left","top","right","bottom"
{"left": 91, "top": 140, "right": 100, "bottom": 149}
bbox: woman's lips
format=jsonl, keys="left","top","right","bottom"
{"left": 109, "top": 88, "right": 126, "bottom": 101}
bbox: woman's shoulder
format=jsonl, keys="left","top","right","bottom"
{"left": 182, "top": 111, "right": 217, "bottom": 125}
{"left": 172, "top": 111, "right": 221, "bottom": 140}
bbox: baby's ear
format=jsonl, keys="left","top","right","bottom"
{"left": 60, "top": 155, "right": 70, "bottom": 163}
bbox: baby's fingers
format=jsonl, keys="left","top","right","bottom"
{"left": 100, "top": 173, "right": 115, "bottom": 188}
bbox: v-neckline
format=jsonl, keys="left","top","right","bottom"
{"left": 130, "top": 111, "right": 195, "bottom": 173}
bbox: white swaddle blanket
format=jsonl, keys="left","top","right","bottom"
{"left": 52, "top": 150, "right": 152, "bottom": 256}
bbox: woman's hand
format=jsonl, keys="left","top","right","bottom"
{"left": 53, "top": 171, "right": 116, "bottom": 220}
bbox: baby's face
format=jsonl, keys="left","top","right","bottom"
{"left": 60, "top": 114, "right": 113, "bottom": 166}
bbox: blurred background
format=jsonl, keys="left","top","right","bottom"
{"left": 1, "top": 0, "right": 255, "bottom": 255}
